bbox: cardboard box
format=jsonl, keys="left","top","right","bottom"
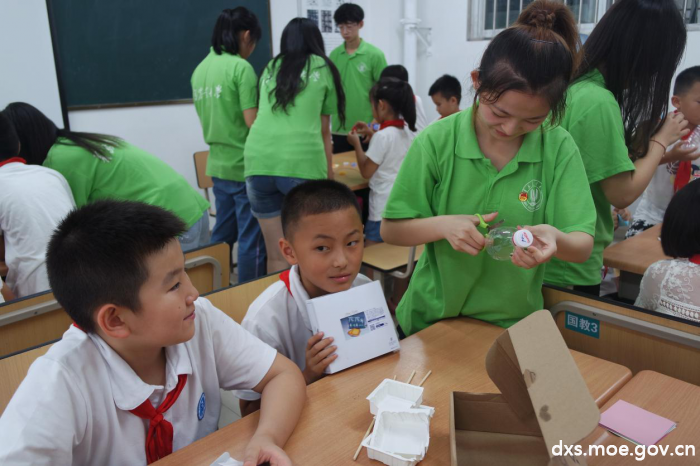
{"left": 306, "top": 280, "right": 400, "bottom": 374}
{"left": 449, "top": 310, "right": 600, "bottom": 466}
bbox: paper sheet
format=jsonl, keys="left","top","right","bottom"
{"left": 599, "top": 400, "right": 677, "bottom": 446}
{"left": 210, "top": 452, "right": 244, "bottom": 466}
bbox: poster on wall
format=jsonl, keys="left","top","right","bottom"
{"left": 298, "top": 0, "right": 346, "bottom": 53}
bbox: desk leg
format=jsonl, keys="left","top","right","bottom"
{"left": 618, "top": 271, "right": 642, "bottom": 302}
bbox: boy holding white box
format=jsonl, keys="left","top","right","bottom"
{"left": 236, "top": 180, "right": 371, "bottom": 416}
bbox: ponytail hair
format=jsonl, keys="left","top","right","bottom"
{"left": 474, "top": 0, "right": 580, "bottom": 125}
{"left": 211, "top": 7, "right": 262, "bottom": 55}
{"left": 3, "top": 102, "right": 121, "bottom": 165}
{"left": 370, "top": 77, "right": 417, "bottom": 132}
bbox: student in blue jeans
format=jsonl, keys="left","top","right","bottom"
{"left": 191, "top": 7, "right": 267, "bottom": 281}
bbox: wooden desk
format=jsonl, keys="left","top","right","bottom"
{"left": 362, "top": 243, "right": 425, "bottom": 274}
{"left": 603, "top": 224, "right": 669, "bottom": 275}
{"left": 603, "top": 224, "right": 670, "bottom": 300}
{"left": 581, "top": 371, "right": 700, "bottom": 465}
{"left": 333, "top": 151, "right": 368, "bottom": 191}
{"left": 156, "top": 318, "right": 632, "bottom": 466}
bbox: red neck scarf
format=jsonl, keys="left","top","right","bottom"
{"left": 71, "top": 323, "right": 187, "bottom": 464}
{"left": 280, "top": 269, "right": 293, "bottom": 296}
{"left": 674, "top": 128, "right": 697, "bottom": 193}
{"left": 690, "top": 255, "right": 700, "bottom": 265}
{"left": 379, "top": 119, "right": 405, "bottom": 131}
{"left": 0, "top": 157, "right": 26, "bottom": 168}
{"left": 130, "top": 374, "right": 188, "bottom": 464}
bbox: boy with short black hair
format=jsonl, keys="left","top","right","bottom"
{"left": 0, "top": 200, "right": 305, "bottom": 465}
{"left": 628, "top": 65, "right": 700, "bottom": 237}
{"left": 330, "top": 3, "right": 387, "bottom": 152}
{"left": 236, "top": 180, "right": 371, "bottom": 415}
{"left": 428, "top": 74, "right": 462, "bottom": 119}
{"left": 0, "top": 111, "right": 75, "bottom": 298}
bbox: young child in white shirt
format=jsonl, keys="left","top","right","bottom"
{"left": 0, "top": 200, "right": 305, "bottom": 466}
{"left": 0, "top": 112, "right": 75, "bottom": 298}
{"left": 348, "top": 77, "right": 417, "bottom": 243}
{"left": 428, "top": 74, "right": 462, "bottom": 120}
{"left": 628, "top": 66, "right": 700, "bottom": 238}
{"left": 380, "top": 65, "right": 427, "bottom": 132}
{"left": 236, "top": 180, "right": 371, "bottom": 415}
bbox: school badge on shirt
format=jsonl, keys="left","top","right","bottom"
{"left": 357, "top": 62, "right": 367, "bottom": 73}
{"left": 520, "top": 180, "right": 543, "bottom": 212}
{"left": 197, "top": 392, "right": 206, "bottom": 421}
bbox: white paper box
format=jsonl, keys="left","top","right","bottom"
{"left": 362, "top": 411, "right": 430, "bottom": 466}
{"left": 367, "top": 379, "right": 424, "bottom": 415}
{"left": 306, "top": 281, "right": 400, "bottom": 374}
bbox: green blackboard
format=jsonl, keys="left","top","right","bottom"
{"left": 47, "top": 0, "right": 272, "bottom": 108}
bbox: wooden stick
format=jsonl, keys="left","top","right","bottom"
{"left": 405, "top": 369, "right": 417, "bottom": 385}
{"left": 353, "top": 418, "right": 375, "bottom": 460}
{"left": 418, "top": 370, "right": 432, "bottom": 387}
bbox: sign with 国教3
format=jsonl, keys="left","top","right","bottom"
{"left": 564, "top": 311, "right": 600, "bottom": 339}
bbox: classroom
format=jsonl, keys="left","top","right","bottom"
{"left": 1, "top": 0, "right": 700, "bottom": 464}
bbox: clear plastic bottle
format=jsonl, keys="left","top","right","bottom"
{"left": 485, "top": 227, "right": 534, "bottom": 261}
{"left": 681, "top": 126, "right": 700, "bottom": 150}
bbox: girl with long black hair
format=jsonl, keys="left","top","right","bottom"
{"left": 244, "top": 17, "right": 346, "bottom": 272}
{"left": 545, "top": 0, "right": 690, "bottom": 294}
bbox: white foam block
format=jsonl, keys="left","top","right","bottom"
{"left": 366, "top": 379, "right": 424, "bottom": 415}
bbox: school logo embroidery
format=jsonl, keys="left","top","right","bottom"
{"left": 310, "top": 70, "right": 321, "bottom": 82}
{"left": 357, "top": 62, "right": 367, "bottom": 73}
{"left": 520, "top": 180, "right": 543, "bottom": 212}
{"left": 197, "top": 392, "right": 206, "bottom": 421}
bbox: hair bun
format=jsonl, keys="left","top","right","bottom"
{"left": 526, "top": 8, "right": 556, "bottom": 29}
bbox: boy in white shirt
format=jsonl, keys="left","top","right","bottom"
{"left": 0, "top": 200, "right": 305, "bottom": 466}
{"left": 428, "top": 74, "right": 462, "bottom": 120}
{"left": 0, "top": 112, "right": 75, "bottom": 298}
{"left": 628, "top": 66, "right": 700, "bottom": 237}
{"left": 236, "top": 180, "right": 371, "bottom": 415}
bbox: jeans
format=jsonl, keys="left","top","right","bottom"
{"left": 245, "top": 175, "right": 310, "bottom": 219}
{"left": 364, "top": 220, "right": 383, "bottom": 242}
{"left": 211, "top": 178, "right": 266, "bottom": 283}
{"left": 179, "top": 212, "right": 211, "bottom": 252}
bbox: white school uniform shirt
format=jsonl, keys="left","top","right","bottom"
{"left": 365, "top": 125, "right": 416, "bottom": 221}
{"left": 0, "top": 297, "right": 277, "bottom": 466}
{"left": 0, "top": 162, "right": 75, "bottom": 298}
{"left": 414, "top": 95, "right": 427, "bottom": 133}
{"left": 235, "top": 265, "right": 371, "bottom": 401}
{"left": 634, "top": 134, "right": 700, "bottom": 226}
{"left": 0, "top": 276, "right": 4, "bottom": 304}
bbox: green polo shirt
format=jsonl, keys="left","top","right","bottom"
{"left": 44, "top": 139, "right": 210, "bottom": 228}
{"left": 191, "top": 48, "right": 258, "bottom": 182}
{"left": 329, "top": 39, "right": 387, "bottom": 134}
{"left": 244, "top": 55, "right": 338, "bottom": 180}
{"left": 544, "top": 69, "right": 635, "bottom": 287}
{"left": 384, "top": 107, "right": 595, "bottom": 336}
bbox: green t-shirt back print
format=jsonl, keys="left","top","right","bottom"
{"left": 191, "top": 49, "right": 258, "bottom": 182}
{"left": 244, "top": 55, "right": 338, "bottom": 180}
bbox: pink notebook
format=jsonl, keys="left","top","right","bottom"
{"left": 599, "top": 400, "right": 677, "bottom": 446}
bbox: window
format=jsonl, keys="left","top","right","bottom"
{"left": 678, "top": 0, "right": 700, "bottom": 29}
{"left": 469, "top": 0, "right": 700, "bottom": 41}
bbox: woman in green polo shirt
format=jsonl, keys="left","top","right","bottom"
{"left": 244, "top": 18, "right": 345, "bottom": 273}
{"left": 3, "top": 102, "right": 211, "bottom": 252}
{"left": 381, "top": 1, "right": 596, "bottom": 336}
{"left": 192, "top": 7, "right": 266, "bottom": 282}
{"left": 544, "top": 0, "right": 689, "bottom": 296}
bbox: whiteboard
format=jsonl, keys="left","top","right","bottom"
{"left": 0, "top": 0, "right": 66, "bottom": 128}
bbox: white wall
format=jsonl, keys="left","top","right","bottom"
{"left": 1, "top": 0, "right": 65, "bottom": 128}
{"left": 65, "top": 1, "right": 700, "bottom": 195}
